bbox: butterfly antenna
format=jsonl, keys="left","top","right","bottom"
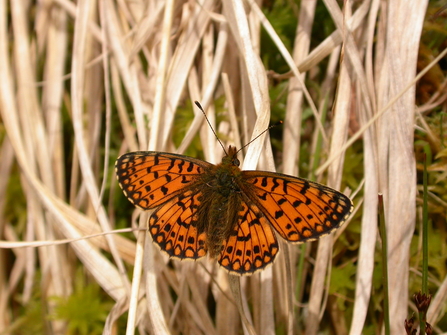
{"left": 237, "top": 120, "right": 283, "bottom": 154}
{"left": 194, "top": 101, "right": 227, "bottom": 155}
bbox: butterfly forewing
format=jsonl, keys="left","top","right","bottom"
{"left": 242, "top": 171, "right": 353, "bottom": 243}
{"left": 116, "top": 152, "right": 212, "bottom": 210}
{"left": 218, "top": 201, "right": 279, "bottom": 275}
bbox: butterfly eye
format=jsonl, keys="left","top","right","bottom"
{"left": 233, "top": 158, "right": 240, "bottom": 166}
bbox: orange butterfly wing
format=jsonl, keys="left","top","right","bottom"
{"left": 218, "top": 201, "right": 279, "bottom": 275}
{"left": 149, "top": 190, "right": 207, "bottom": 259}
{"left": 115, "top": 152, "right": 212, "bottom": 209}
{"left": 116, "top": 152, "right": 211, "bottom": 259}
{"left": 241, "top": 171, "right": 353, "bottom": 243}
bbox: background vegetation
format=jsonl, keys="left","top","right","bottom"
{"left": 0, "top": 0, "right": 446, "bottom": 334}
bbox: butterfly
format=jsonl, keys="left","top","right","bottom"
{"left": 115, "top": 145, "right": 353, "bottom": 275}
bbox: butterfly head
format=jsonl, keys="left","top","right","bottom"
{"left": 222, "top": 145, "right": 240, "bottom": 167}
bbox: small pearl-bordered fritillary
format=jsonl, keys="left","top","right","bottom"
{"left": 116, "top": 144, "right": 353, "bottom": 275}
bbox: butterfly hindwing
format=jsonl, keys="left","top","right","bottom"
{"left": 242, "top": 171, "right": 353, "bottom": 243}
{"left": 116, "top": 152, "right": 212, "bottom": 210}
{"left": 218, "top": 201, "right": 279, "bottom": 275}
{"left": 149, "top": 190, "right": 207, "bottom": 259}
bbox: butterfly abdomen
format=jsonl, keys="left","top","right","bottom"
{"left": 202, "top": 193, "right": 241, "bottom": 259}
{"left": 194, "top": 162, "right": 245, "bottom": 258}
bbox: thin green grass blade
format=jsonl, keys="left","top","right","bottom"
{"left": 378, "top": 193, "right": 390, "bottom": 335}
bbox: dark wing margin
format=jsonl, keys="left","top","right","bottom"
{"left": 115, "top": 151, "right": 212, "bottom": 210}
{"left": 242, "top": 171, "right": 353, "bottom": 243}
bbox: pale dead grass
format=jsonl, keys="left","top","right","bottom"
{"left": 0, "top": 0, "right": 443, "bottom": 334}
